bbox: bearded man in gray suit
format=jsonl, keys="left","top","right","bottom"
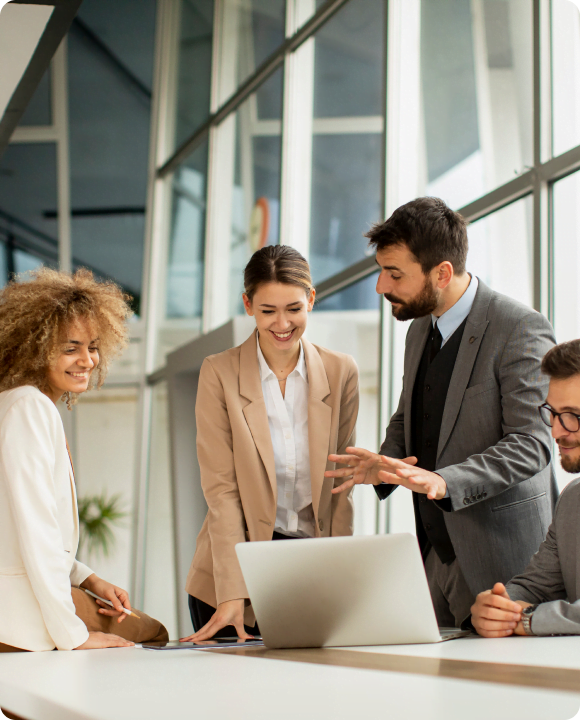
{"left": 472, "top": 339, "right": 580, "bottom": 638}
{"left": 327, "top": 197, "right": 558, "bottom": 627}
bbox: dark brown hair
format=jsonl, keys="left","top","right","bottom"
{"left": 542, "top": 340, "right": 580, "bottom": 380}
{"left": 0, "top": 267, "right": 132, "bottom": 407}
{"left": 243, "top": 245, "right": 312, "bottom": 301}
{"left": 365, "top": 197, "right": 468, "bottom": 275}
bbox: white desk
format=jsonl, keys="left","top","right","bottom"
{"left": 1, "top": 637, "right": 580, "bottom": 720}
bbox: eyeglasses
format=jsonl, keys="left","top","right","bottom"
{"left": 538, "top": 403, "right": 580, "bottom": 433}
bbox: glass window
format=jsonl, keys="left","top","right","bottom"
{"left": 73, "top": 386, "right": 139, "bottom": 590}
{"left": 466, "top": 195, "right": 533, "bottom": 307}
{"left": 218, "top": 0, "right": 286, "bottom": 104}
{"left": 68, "top": 0, "right": 157, "bottom": 315}
{"left": 157, "top": 139, "right": 208, "bottom": 367}
{"left": 173, "top": 0, "right": 214, "bottom": 149}
{"left": 310, "top": 273, "right": 380, "bottom": 535}
{"left": 19, "top": 65, "right": 52, "bottom": 126}
{"left": 309, "top": 0, "right": 385, "bottom": 284}
{"left": 552, "top": 0, "right": 580, "bottom": 157}
{"left": 0, "top": 143, "right": 58, "bottom": 277}
{"left": 143, "top": 382, "right": 178, "bottom": 639}
{"left": 228, "top": 69, "right": 283, "bottom": 317}
{"left": 553, "top": 171, "right": 580, "bottom": 344}
{"left": 393, "top": 0, "right": 533, "bottom": 211}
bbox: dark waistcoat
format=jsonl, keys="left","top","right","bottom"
{"left": 411, "top": 317, "right": 468, "bottom": 564}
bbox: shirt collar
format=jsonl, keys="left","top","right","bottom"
{"left": 256, "top": 335, "right": 307, "bottom": 382}
{"left": 431, "top": 274, "right": 478, "bottom": 343}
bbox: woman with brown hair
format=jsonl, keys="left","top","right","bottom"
{"left": 181, "top": 245, "right": 359, "bottom": 641}
{"left": 0, "top": 268, "right": 168, "bottom": 659}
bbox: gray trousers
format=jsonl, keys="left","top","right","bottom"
{"left": 425, "top": 548, "right": 474, "bottom": 627}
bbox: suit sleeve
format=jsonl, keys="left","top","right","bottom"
{"left": 331, "top": 358, "right": 359, "bottom": 536}
{"left": 0, "top": 395, "right": 89, "bottom": 650}
{"left": 506, "top": 484, "right": 580, "bottom": 636}
{"left": 196, "top": 359, "right": 248, "bottom": 605}
{"left": 437, "top": 310, "right": 555, "bottom": 510}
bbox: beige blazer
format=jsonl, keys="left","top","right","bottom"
{"left": 0, "top": 386, "right": 92, "bottom": 651}
{"left": 186, "top": 331, "right": 359, "bottom": 623}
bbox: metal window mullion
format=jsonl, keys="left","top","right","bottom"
{"left": 533, "top": 0, "right": 552, "bottom": 316}
{"left": 52, "top": 39, "right": 71, "bottom": 273}
{"left": 131, "top": 0, "right": 180, "bottom": 606}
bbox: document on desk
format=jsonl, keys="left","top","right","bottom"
{"left": 142, "top": 640, "right": 264, "bottom": 651}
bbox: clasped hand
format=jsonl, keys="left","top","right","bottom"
{"left": 471, "top": 583, "right": 531, "bottom": 637}
{"left": 325, "top": 447, "right": 448, "bottom": 500}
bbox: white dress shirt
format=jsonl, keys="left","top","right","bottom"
{"left": 257, "top": 336, "right": 315, "bottom": 538}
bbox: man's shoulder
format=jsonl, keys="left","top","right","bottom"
{"left": 479, "top": 284, "right": 552, "bottom": 335}
{"left": 556, "top": 478, "right": 580, "bottom": 508}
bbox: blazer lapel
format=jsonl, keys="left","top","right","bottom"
{"left": 303, "top": 338, "right": 332, "bottom": 523}
{"left": 437, "top": 280, "right": 492, "bottom": 461}
{"left": 404, "top": 318, "right": 432, "bottom": 454}
{"left": 240, "top": 331, "right": 277, "bottom": 500}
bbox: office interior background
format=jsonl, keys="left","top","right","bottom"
{"left": 1, "top": 0, "right": 579, "bottom": 639}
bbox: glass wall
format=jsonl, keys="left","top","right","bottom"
{"left": 309, "top": 0, "right": 385, "bottom": 283}
{"left": 467, "top": 195, "right": 534, "bottom": 306}
{"left": 0, "top": 143, "right": 58, "bottom": 281}
{"left": 68, "top": 0, "right": 157, "bottom": 313}
{"left": 173, "top": 0, "right": 215, "bottom": 149}
{"left": 228, "top": 69, "right": 283, "bottom": 316}
{"left": 552, "top": 0, "right": 580, "bottom": 157}
{"left": 553, "top": 171, "right": 580, "bottom": 344}
{"left": 391, "top": 0, "right": 533, "bottom": 212}
{"left": 311, "top": 274, "right": 380, "bottom": 534}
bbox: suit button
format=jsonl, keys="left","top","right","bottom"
{"left": 318, "top": 519, "right": 324, "bottom": 532}
{"left": 476, "top": 494, "right": 482, "bottom": 500}
{"left": 482, "top": 492, "right": 487, "bottom": 498}
{"left": 424, "top": 413, "right": 430, "bottom": 420}
{"left": 425, "top": 385, "right": 431, "bottom": 391}
{"left": 425, "top": 441, "right": 432, "bottom": 448}
{"left": 425, "top": 523, "right": 432, "bottom": 531}
{"left": 463, "top": 498, "right": 469, "bottom": 506}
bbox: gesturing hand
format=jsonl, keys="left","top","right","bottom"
{"left": 471, "top": 583, "right": 530, "bottom": 638}
{"left": 377, "top": 461, "right": 448, "bottom": 501}
{"left": 80, "top": 574, "right": 132, "bottom": 624}
{"left": 326, "top": 447, "right": 418, "bottom": 495}
{"left": 179, "top": 599, "right": 253, "bottom": 643}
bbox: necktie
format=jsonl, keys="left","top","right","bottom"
{"left": 429, "top": 322, "right": 442, "bottom": 363}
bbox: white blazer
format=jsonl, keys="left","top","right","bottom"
{"left": 0, "top": 386, "right": 92, "bottom": 651}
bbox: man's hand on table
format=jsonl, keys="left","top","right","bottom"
{"left": 471, "top": 583, "right": 532, "bottom": 637}
{"left": 327, "top": 447, "right": 418, "bottom": 494}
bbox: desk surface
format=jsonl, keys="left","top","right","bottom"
{"left": 1, "top": 637, "right": 580, "bottom": 720}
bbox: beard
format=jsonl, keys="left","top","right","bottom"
{"left": 559, "top": 442, "right": 580, "bottom": 474}
{"left": 385, "top": 276, "right": 440, "bottom": 321}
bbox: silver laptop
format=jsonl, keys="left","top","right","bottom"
{"left": 236, "top": 533, "right": 470, "bottom": 648}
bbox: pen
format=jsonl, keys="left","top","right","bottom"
{"left": 83, "top": 589, "right": 140, "bottom": 619}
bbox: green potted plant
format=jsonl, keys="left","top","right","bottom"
{"left": 77, "top": 493, "right": 127, "bottom": 557}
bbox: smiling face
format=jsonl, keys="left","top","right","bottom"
{"left": 243, "top": 282, "right": 315, "bottom": 356}
{"left": 375, "top": 244, "right": 442, "bottom": 321}
{"left": 546, "top": 376, "right": 580, "bottom": 474}
{"left": 45, "top": 318, "right": 99, "bottom": 403}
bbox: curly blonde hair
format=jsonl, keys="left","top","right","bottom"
{"left": 0, "top": 267, "right": 132, "bottom": 407}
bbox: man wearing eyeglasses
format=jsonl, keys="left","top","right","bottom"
{"left": 471, "top": 339, "right": 580, "bottom": 637}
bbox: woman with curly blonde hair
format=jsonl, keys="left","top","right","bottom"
{"left": 0, "top": 268, "right": 167, "bottom": 660}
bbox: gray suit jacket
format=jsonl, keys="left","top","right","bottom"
{"left": 507, "top": 479, "right": 580, "bottom": 635}
{"left": 378, "top": 279, "right": 558, "bottom": 595}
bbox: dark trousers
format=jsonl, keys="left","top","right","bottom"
{"left": 189, "top": 530, "right": 297, "bottom": 636}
